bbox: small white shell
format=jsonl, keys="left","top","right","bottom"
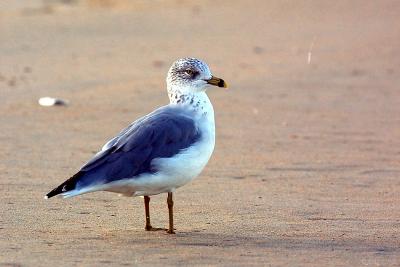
{"left": 38, "top": 97, "right": 68, "bottom": 106}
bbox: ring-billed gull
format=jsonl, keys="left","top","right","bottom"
{"left": 45, "top": 58, "right": 227, "bottom": 234}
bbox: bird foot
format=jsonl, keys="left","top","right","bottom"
{"left": 166, "top": 228, "right": 176, "bottom": 234}
{"left": 145, "top": 225, "right": 167, "bottom": 231}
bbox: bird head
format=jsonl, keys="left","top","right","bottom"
{"left": 166, "top": 58, "right": 227, "bottom": 94}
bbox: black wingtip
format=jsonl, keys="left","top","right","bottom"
{"left": 45, "top": 172, "right": 83, "bottom": 199}
{"left": 45, "top": 187, "right": 63, "bottom": 199}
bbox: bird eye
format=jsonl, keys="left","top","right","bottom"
{"left": 185, "top": 69, "right": 193, "bottom": 76}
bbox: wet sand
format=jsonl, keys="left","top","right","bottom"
{"left": 1, "top": 1, "right": 399, "bottom": 266}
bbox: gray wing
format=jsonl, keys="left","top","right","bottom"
{"left": 75, "top": 106, "right": 201, "bottom": 188}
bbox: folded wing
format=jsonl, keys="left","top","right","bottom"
{"left": 45, "top": 106, "right": 200, "bottom": 198}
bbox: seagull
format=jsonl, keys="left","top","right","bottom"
{"left": 45, "top": 58, "right": 227, "bottom": 234}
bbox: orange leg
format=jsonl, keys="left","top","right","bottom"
{"left": 144, "top": 196, "right": 166, "bottom": 231}
{"left": 166, "top": 192, "right": 175, "bottom": 234}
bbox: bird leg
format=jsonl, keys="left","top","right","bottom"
{"left": 166, "top": 192, "right": 175, "bottom": 234}
{"left": 144, "top": 196, "right": 165, "bottom": 231}
{"left": 144, "top": 196, "right": 152, "bottom": 230}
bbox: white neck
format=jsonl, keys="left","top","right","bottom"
{"left": 168, "top": 89, "right": 214, "bottom": 120}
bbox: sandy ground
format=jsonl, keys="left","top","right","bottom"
{"left": 1, "top": 1, "right": 399, "bottom": 266}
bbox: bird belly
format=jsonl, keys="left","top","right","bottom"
{"left": 102, "top": 130, "right": 215, "bottom": 197}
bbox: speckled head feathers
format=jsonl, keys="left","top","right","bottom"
{"left": 166, "top": 58, "right": 213, "bottom": 93}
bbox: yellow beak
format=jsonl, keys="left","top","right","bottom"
{"left": 206, "top": 76, "right": 228, "bottom": 88}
